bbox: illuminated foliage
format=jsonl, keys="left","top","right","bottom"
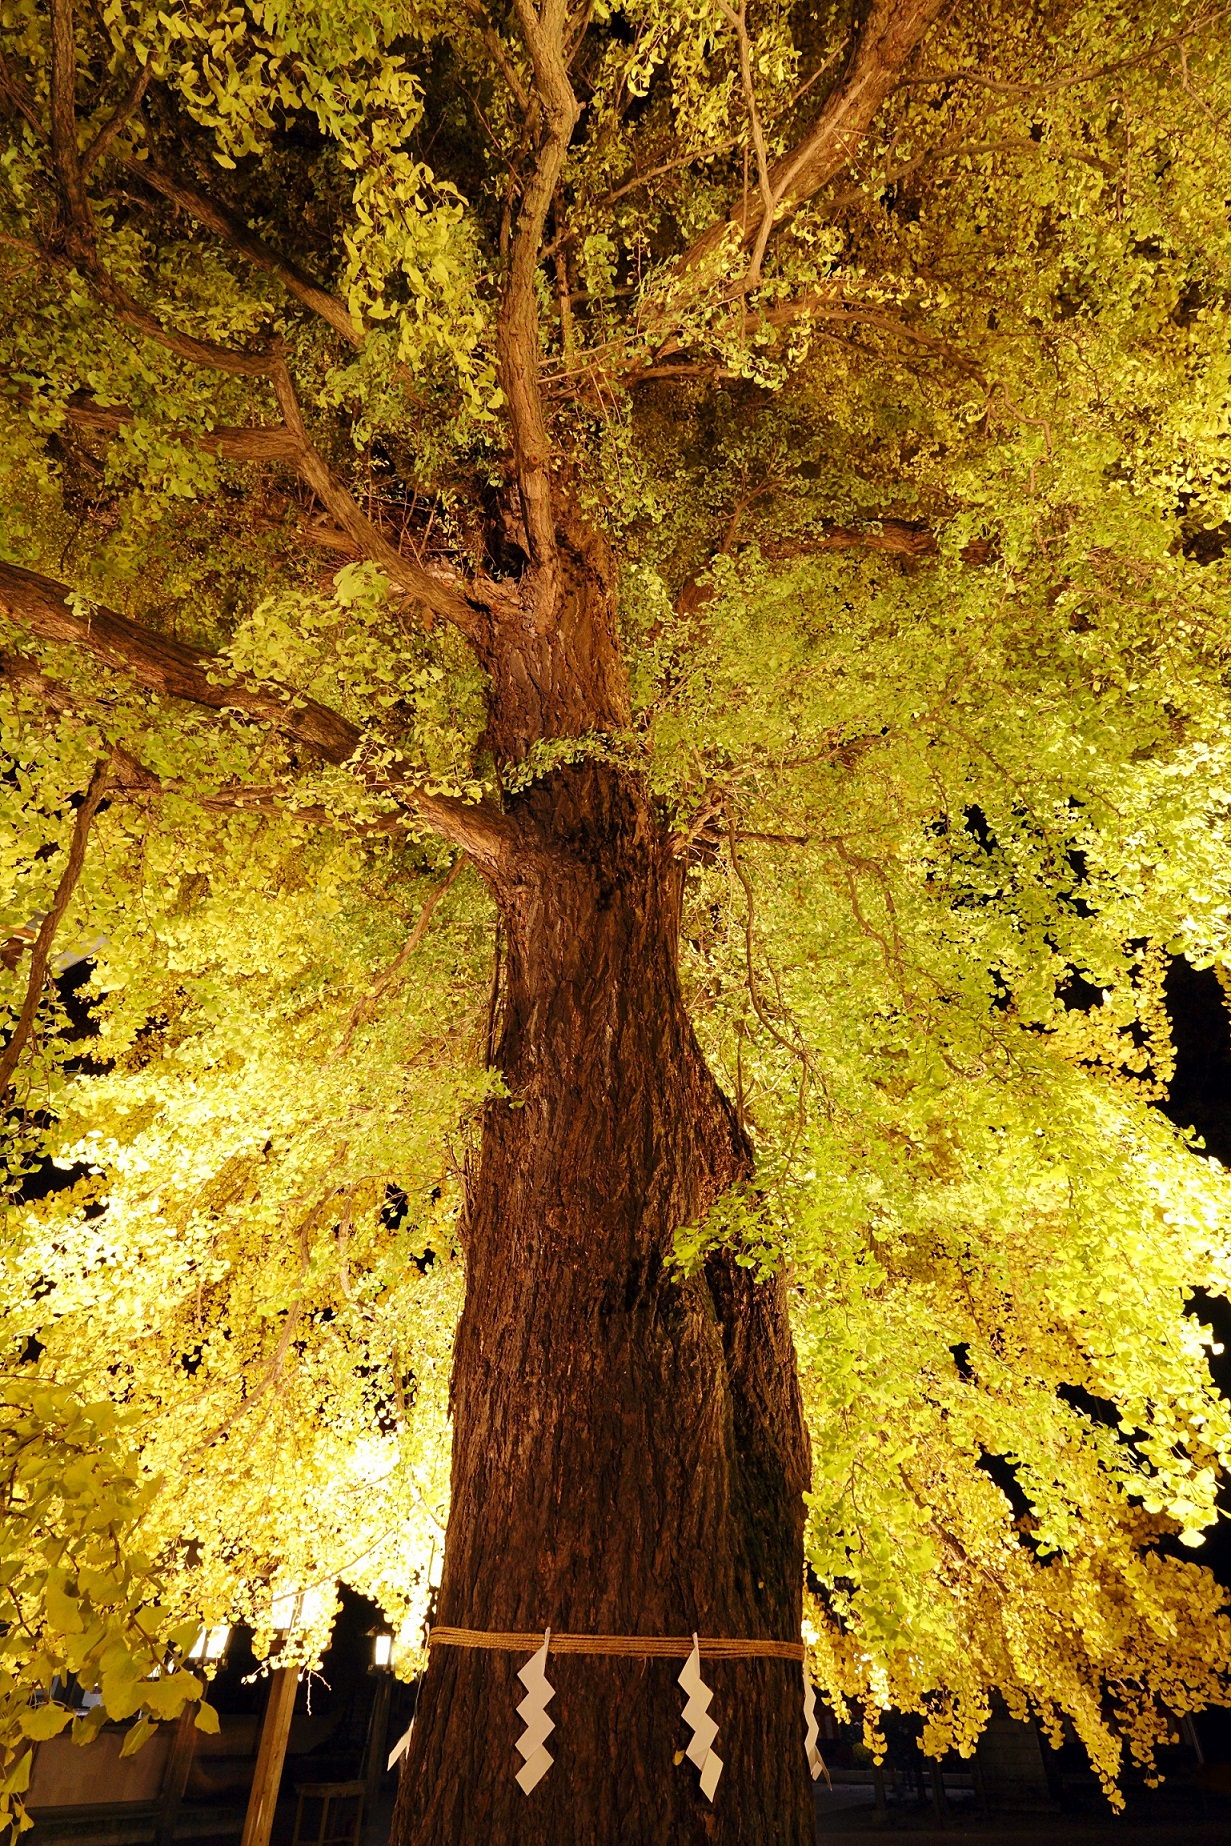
{"left": 2, "top": 0, "right": 1231, "bottom": 1817}
{"left": 0, "top": 1380, "right": 214, "bottom": 1830}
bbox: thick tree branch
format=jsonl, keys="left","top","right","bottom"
{"left": 49, "top": 0, "right": 95, "bottom": 260}
{"left": 0, "top": 560, "right": 362, "bottom": 762}
{"left": 0, "top": 564, "right": 512, "bottom": 863}
{"left": 43, "top": 20, "right": 275, "bottom": 379}
{"left": 31, "top": 194, "right": 273, "bottom": 378}
{"left": 0, "top": 652, "right": 341, "bottom": 823}
{"left": 120, "top": 156, "right": 431, "bottom": 415}
{"left": 55, "top": 393, "right": 301, "bottom": 460}
{"left": 716, "top": 0, "right": 775, "bottom": 285}
{"left": 14, "top": 368, "right": 481, "bottom": 635}
{"left": 766, "top": 0, "right": 945, "bottom": 211}
{"left": 123, "top": 157, "right": 363, "bottom": 347}
{"left": 0, "top": 754, "right": 111, "bottom": 1096}
{"left": 268, "top": 362, "right": 484, "bottom": 636}
{"left": 19, "top": 379, "right": 481, "bottom": 637}
{"left": 538, "top": 1, "right": 949, "bottom": 395}
{"left": 370, "top": 785, "right": 512, "bottom": 866}
{"left": 295, "top": 520, "right": 361, "bottom": 557}
{"left": 16, "top": 371, "right": 487, "bottom": 638}
{"left": 676, "top": 0, "right": 945, "bottom": 281}
{"left": 34, "top": 8, "right": 484, "bottom": 632}
{"left": 0, "top": 650, "right": 482, "bottom": 844}
{"left": 499, "top": 0, "right": 580, "bottom": 617}
{"left": 88, "top": 263, "right": 274, "bottom": 378}
{"left": 464, "top": 0, "right": 530, "bottom": 112}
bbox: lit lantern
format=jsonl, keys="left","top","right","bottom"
{"left": 271, "top": 1588, "right": 301, "bottom": 1632}
{"left": 188, "top": 1625, "right": 232, "bottom": 1666}
{"left": 271, "top": 1585, "right": 329, "bottom": 1633}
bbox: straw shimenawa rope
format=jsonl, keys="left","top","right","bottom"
{"left": 428, "top": 1626, "right": 805, "bottom": 1661}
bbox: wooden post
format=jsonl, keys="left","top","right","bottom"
{"left": 241, "top": 1668, "right": 298, "bottom": 1846}
{"left": 928, "top": 1757, "right": 951, "bottom": 1828}
{"left": 155, "top": 1704, "right": 199, "bottom": 1846}
{"left": 363, "top": 1674, "right": 394, "bottom": 1828}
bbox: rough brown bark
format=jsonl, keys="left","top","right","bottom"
{"left": 395, "top": 758, "right": 813, "bottom": 1845}
{"left": 473, "top": 512, "right": 631, "bottom": 762}
{"left": 56, "top": 394, "right": 302, "bottom": 461}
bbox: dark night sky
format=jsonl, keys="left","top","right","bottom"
{"left": 1159, "top": 960, "right": 1231, "bottom": 1648}
{"left": 1162, "top": 959, "right": 1231, "bottom": 1170}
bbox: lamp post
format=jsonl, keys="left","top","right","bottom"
{"left": 363, "top": 1633, "right": 395, "bottom": 1828}
{"left": 156, "top": 1627, "right": 232, "bottom": 1846}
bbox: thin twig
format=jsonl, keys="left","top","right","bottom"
{"left": 725, "top": 813, "right": 816, "bottom": 1083}
{"left": 333, "top": 857, "right": 465, "bottom": 1058}
{"left": 0, "top": 52, "right": 46, "bottom": 140}
{"left": 194, "top": 1299, "right": 303, "bottom": 1452}
{"left": 902, "top": 10, "right": 1230, "bottom": 98}
{"left": 542, "top": 139, "right": 739, "bottom": 259}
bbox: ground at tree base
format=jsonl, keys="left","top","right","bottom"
{"left": 817, "top": 1826, "right": 1231, "bottom": 1845}
{"left": 814, "top": 1782, "right": 1231, "bottom": 1843}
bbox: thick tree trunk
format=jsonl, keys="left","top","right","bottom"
{"left": 395, "top": 758, "right": 813, "bottom": 1844}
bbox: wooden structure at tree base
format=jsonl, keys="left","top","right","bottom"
{"left": 240, "top": 1670, "right": 299, "bottom": 1846}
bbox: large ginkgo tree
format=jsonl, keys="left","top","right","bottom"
{"left": 4, "top": 0, "right": 1231, "bottom": 1839}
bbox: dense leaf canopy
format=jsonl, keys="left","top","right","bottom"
{"left": 3, "top": 0, "right": 1231, "bottom": 1807}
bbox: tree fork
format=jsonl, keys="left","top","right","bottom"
{"left": 395, "top": 761, "right": 812, "bottom": 1844}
